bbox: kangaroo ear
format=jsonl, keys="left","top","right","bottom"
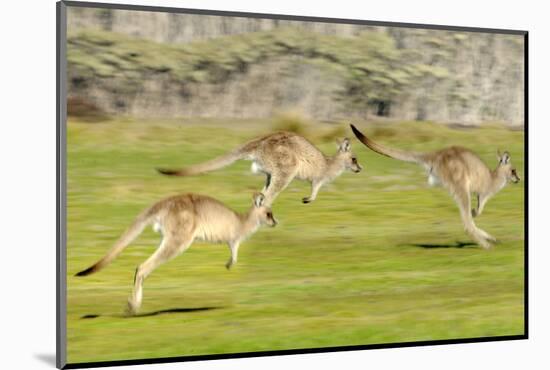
{"left": 253, "top": 192, "right": 265, "bottom": 207}
{"left": 499, "top": 150, "right": 511, "bottom": 164}
{"left": 339, "top": 138, "right": 351, "bottom": 152}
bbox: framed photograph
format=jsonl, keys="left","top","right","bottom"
{"left": 57, "top": 1, "right": 527, "bottom": 368}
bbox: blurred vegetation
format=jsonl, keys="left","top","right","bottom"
{"left": 68, "top": 28, "right": 407, "bottom": 85}
{"left": 66, "top": 96, "right": 110, "bottom": 122}
{"left": 68, "top": 28, "right": 409, "bottom": 104}
{"left": 272, "top": 111, "right": 312, "bottom": 136}
{"left": 66, "top": 118, "right": 524, "bottom": 364}
{"left": 272, "top": 112, "right": 349, "bottom": 143}
{"left": 68, "top": 27, "right": 522, "bottom": 121}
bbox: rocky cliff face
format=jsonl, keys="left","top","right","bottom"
{"left": 67, "top": 7, "right": 525, "bottom": 126}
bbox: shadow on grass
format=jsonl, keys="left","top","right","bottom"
{"left": 81, "top": 306, "right": 224, "bottom": 320}
{"left": 404, "top": 241, "right": 477, "bottom": 249}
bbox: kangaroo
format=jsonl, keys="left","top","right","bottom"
{"left": 157, "top": 131, "right": 362, "bottom": 206}
{"left": 75, "top": 192, "right": 277, "bottom": 315}
{"left": 350, "top": 124, "right": 520, "bottom": 249}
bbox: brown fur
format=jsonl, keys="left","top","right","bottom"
{"left": 157, "top": 131, "right": 362, "bottom": 205}
{"left": 350, "top": 124, "right": 520, "bottom": 249}
{"left": 75, "top": 193, "right": 277, "bottom": 315}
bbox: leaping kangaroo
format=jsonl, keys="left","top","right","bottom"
{"left": 157, "top": 131, "right": 362, "bottom": 206}
{"left": 75, "top": 192, "right": 277, "bottom": 315}
{"left": 350, "top": 124, "right": 520, "bottom": 249}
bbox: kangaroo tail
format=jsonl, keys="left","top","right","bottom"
{"left": 157, "top": 146, "right": 249, "bottom": 177}
{"left": 350, "top": 124, "right": 424, "bottom": 164}
{"left": 75, "top": 208, "right": 156, "bottom": 277}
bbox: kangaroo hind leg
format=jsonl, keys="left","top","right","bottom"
{"left": 262, "top": 170, "right": 296, "bottom": 206}
{"left": 452, "top": 187, "right": 494, "bottom": 249}
{"left": 262, "top": 173, "right": 272, "bottom": 193}
{"left": 251, "top": 161, "right": 272, "bottom": 193}
{"left": 127, "top": 232, "right": 194, "bottom": 315}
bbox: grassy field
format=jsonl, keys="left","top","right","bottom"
{"left": 66, "top": 118, "right": 525, "bottom": 364}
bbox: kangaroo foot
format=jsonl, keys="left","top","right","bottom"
{"left": 478, "top": 238, "right": 493, "bottom": 250}
{"left": 125, "top": 299, "right": 140, "bottom": 316}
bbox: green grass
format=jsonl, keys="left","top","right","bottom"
{"left": 66, "top": 118, "right": 525, "bottom": 364}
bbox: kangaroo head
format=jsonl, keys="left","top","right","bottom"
{"left": 251, "top": 193, "right": 278, "bottom": 227}
{"left": 496, "top": 150, "right": 520, "bottom": 184}
{"left": 336, "top": 138, "right": 362, "bottom": 173}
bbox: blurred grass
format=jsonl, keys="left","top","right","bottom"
{"left": 66, "top": 118, "right": 524, "bottom": 364}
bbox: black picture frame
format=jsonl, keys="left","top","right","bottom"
{"left": 57, "top": 1, "right": 528, "bottom": 368}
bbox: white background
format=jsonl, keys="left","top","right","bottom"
{"left": 0, "top": 0, "right": 547, "bottom": 369}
